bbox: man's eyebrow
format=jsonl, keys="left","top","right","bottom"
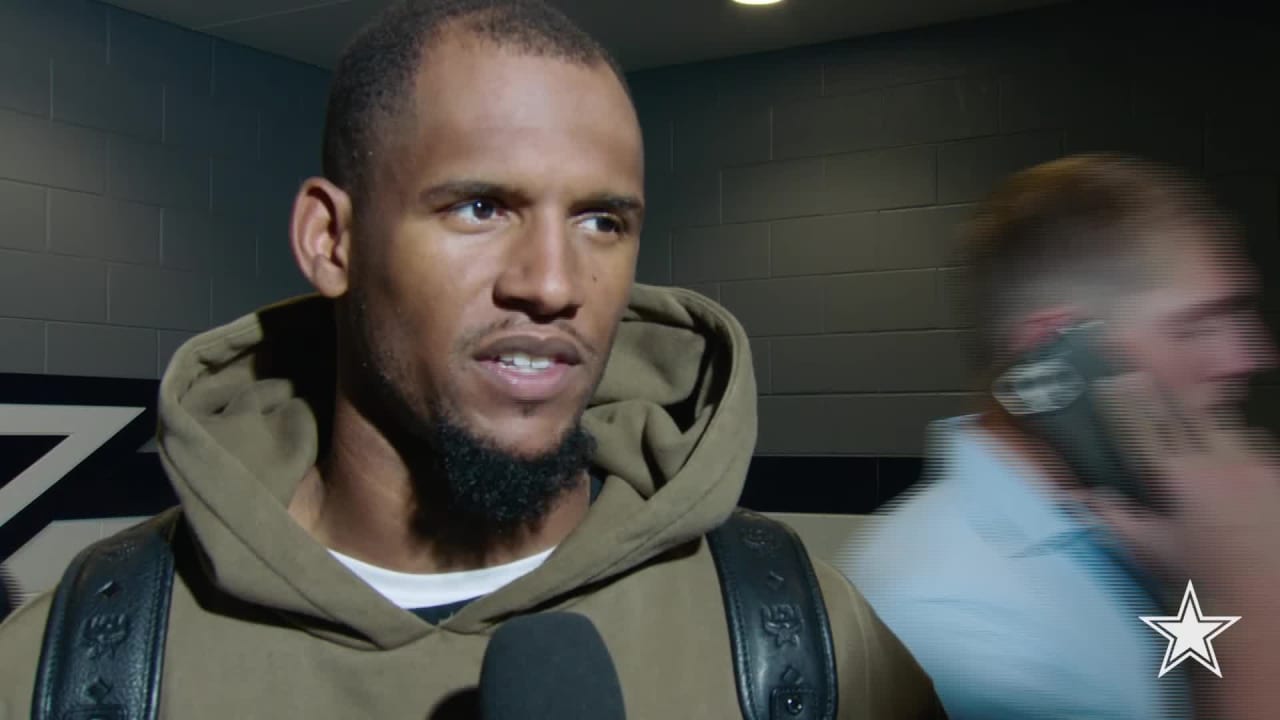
{"left": 576, "top": 193, "right": 644, "bottom": 215}
{"left": 1175, "top": 290, "right": 1260, "bottom": 322}
{"left": 418, "top": 180, "right": 520, "bottom": 206}
{"left": 417, "top": 182, "right": 644, "bottom": 217}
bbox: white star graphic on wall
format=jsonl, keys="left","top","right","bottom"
{"left": 0, "top": 403, "right": 145, "bottom": 528}
{"left": 1140, "top": 580, "right": 1241, "bottom": 678}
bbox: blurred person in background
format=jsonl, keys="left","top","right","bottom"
{"left": 840, "top": 153, "right": 1280, "bottom": 719}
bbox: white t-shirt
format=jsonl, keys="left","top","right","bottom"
{"left": 330, "top": 547, "right": 554, "bottom": 610}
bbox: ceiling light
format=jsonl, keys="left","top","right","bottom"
{"left": 733, "top": 0, "right": 784, "bottom": 5}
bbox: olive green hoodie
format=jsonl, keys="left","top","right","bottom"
{"left": 0, "top": 284, "right": 943, "bottom": 719}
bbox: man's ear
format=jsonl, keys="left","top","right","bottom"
{"left": 291, "top": 178, "right": 354, "bottom": 298}
{"left": 1008, "top": 306, "right": 1082, "bottom": 355}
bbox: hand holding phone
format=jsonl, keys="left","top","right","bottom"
{"left": 992, "top": 320, "right": 1168, "bottom": 511}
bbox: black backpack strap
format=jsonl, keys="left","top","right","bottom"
{"left": 33, "top": 509, "right": 181, "bottom": 720}
{"left": 707, "top": 508, "right": 838, "bottom": 720}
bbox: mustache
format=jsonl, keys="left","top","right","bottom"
{"left": 457, "top": 317, "right": 600, "bottom": 361}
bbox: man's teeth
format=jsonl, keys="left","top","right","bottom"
{"left": 498, "top": 353, "right": 554, "bottom": 371}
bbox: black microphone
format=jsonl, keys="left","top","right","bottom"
{"left": 479, "top": 611, "right": 626, "bottom": 720}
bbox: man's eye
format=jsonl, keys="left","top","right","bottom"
{"left": 1174, "top": 320, "right": 1216, "bottom": 341}
{"left": 452, "top": 199, "right": 502, "bottom": 222}
{"left": 583, "top": 215, "right": 624, "bottom": 234}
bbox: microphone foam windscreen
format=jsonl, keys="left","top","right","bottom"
{"left": 479, "top": 611, "right": 626, "bottom": 720}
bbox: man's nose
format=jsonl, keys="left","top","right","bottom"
{"left": 492, "top": 215, "right": 584, "bottom": 320}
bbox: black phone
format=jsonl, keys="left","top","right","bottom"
{"left": 991, "top": 320, "right": 1166, "bottom": 511}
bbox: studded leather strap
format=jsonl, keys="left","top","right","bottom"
{"left": 707, "top": 508, "right": 838, "bottom": 720}
{"left": 33, "top": 509, "right": 180, "bottom": 720}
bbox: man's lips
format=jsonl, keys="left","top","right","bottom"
{"left": 470, "top": 333, "right": 586, "bottom": 404}
{"left": 472, "top": 333, "right": 584, "bottom": 366}
{"left": 475, "top": 359, "right": 575, "bottom": 403}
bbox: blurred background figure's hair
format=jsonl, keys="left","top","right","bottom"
{"left": 960, "top": 153, "right": 1238, "bottom": 370}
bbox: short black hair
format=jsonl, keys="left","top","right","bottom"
{"left": 321, "top": 0, "right": 629, "bottom": 207}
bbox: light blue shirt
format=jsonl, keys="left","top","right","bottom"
{"left": 838, "top": 415, "right": 1191, "bottom": 719}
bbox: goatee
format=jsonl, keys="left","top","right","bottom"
{"left": 422, "top": 405, "right": 596, "bottom": 534}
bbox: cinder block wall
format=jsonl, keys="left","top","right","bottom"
{"left": 2, "top": 0, "right": 1277, "bottom": 457}
{"left": 629, "top": 1, "right": 1280, "bottom": 457}
{"left": 0, "top": 0, "right": 325, "bottom": 380}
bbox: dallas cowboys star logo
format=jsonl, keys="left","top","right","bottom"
{"left": 1140, "top": 580, "right": 1241, "bottom": 678}
{"left": 0, "top": 372, "right": 177, "bottom": 613}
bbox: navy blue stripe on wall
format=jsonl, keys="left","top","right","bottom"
{"left": 0, "top": 373, "right": 174, "bottom": 563}
{"left": 0, "top": 435, "right": 65, "bottom": 491}
{"left": 0, "top": 372, "right": 924, "bottom": 566}
{"left": 739, "top": 456, "right": 925, "bottom": 515}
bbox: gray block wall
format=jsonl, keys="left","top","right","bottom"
{"left": 630, "top": 1, "right": 1280, "bottom": 456}
{"left": 2, "top": 1, "right": 1277, "bottom": 459}
{"left": 0, "top": 0, "right": 325, "bottom": 379}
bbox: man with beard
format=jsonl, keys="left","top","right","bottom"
{"left": 0, "top": 1, "right": 944, "bottom": 717}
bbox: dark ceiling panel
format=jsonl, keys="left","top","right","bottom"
{"left": 100, "top": 0, "right": 1062, "bottom": 71}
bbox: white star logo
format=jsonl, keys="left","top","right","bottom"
{"left": 1140, "top": 580, "right": 1241, "bottom": 678}
{"left": 0, "top": 403, "right": 145, "bottom": 528}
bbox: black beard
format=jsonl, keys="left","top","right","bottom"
{"left": 349, "top": 364, "right": 597, "bottom": 539}
{"left": 422, "top": 404, "right": 596, "bottom": 534}
{"left": 338, "top": 289, "right": 597, "bottom": 543}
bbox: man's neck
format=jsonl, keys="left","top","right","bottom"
{"left": 974, "top": 404, "right": 1081, "bottom": 497}
{"left": 286, "top": 396, "right": 592, "bottom": 574}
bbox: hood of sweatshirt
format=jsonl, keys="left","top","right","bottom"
{"left": 155, "top": 283, "right": 756, "bottom": 649}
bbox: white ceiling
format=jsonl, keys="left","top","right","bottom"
{"left": 100, "top": 0, "right": 1062, "bottom": 71}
